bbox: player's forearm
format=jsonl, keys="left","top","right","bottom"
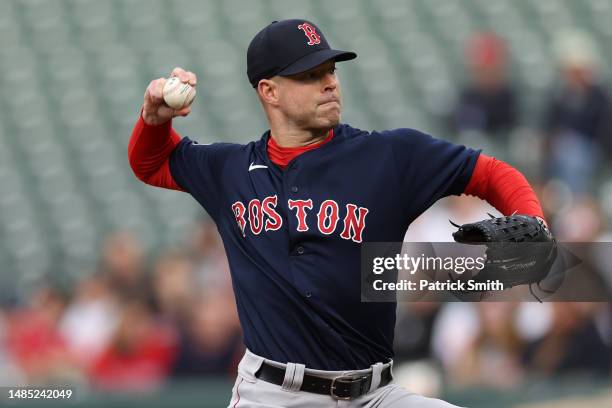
{"left": 464, "top": 154, "right": 545, "bottom": 220}
{"left": 128, "top": 113, "right": 185, "bottom": 191}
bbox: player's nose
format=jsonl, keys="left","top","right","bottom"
{"left": 322, "top": 72, "right": 338, "bottom": 92}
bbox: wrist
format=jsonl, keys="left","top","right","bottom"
{"left": 141, "top": 108, "right": 170, "bottom": 127}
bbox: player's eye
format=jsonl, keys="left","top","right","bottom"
{"left": 312, "top": 67, "right": 336, "bottom": 79}
{"left": 296, "top": 66, "right": 336, "bottom": 81}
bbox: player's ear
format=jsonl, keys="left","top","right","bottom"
{"left": 257, "top": 79, "right": 280, "bottom": 106}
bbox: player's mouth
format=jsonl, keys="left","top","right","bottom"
{"left": 319, "top": 98, "right": 340, "bottom": 106}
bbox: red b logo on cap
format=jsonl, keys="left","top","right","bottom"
{"left": 297, "top": 23, "right": 321, "bottom": 46}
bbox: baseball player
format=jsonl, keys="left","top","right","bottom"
{"left": 129, "top": 19, "right": 547, "bottom": 407}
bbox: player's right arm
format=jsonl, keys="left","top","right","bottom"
{"left": 128, "top": 67, "right": 196, "bottom": 191}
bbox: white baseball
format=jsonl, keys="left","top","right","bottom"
{"left": 162, "top": 76, "right": 196, "bottom": 110}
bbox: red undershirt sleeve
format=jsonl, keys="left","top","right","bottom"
{"left": 128, "top": 113, "right": 186, "bottom": 192}
{"left": 464, "top": 154, "right": 545, "bottom": 220}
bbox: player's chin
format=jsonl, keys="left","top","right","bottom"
{"left": 317, "top": 116, "right": 340, "bottom": 130}
{"left": 317, "top": 107, "right": 341, "bottom": 127}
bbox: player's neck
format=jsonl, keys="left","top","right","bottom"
{"left": 269, "top": 125, "right": 330, "bottom": 148}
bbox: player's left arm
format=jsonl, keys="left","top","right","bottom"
{"left": 463, "top": 154, "right": 547, "bottom": 223}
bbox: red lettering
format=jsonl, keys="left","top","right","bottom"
{"left": 248, "top": 199, "right": 264, "bottom": 235}
{"left": 317, "top": 200, "right": 340, "bottom": 235}
{"left": 340, "top": 204, "right": 369, "bottom": 243}
{"left": 262, "top": 195, "right": 282, "bottom": 231}
{"left": 297, "top": 22, "right": 321, "bottom": 46}
{"left": 232, "top": 201, "right": 246, "bottom": 237}
{"left": 288, "top": 199, "right": 313, "bottom": 232}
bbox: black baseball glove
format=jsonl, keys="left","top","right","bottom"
{"left": 450, "top": 214, "right": 557, "bottom": 301}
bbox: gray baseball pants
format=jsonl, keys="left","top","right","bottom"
{"left": 227, "top": 349, "right": 461, "bottom": 407}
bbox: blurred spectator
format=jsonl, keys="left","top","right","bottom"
{"left": 89, "top": 299, "right": 177, "bottom": 392}
{"left": 394, "top": 302, "right": 441, "bottom": 362}
{"left": 151, "top": 250, "right": 196, "bottom": 323}
{"left": 404, "top": 195, "right": 494, "bottom": 242}
{"left": 550, "top": 196, "right": 612, "bottom": 298}
{"left": 171, "top": 289, "right": 243, "bottom": 378}
{"left": 553, "top": 195, "right": 605, "bottom": 242}
{"left": 453, "top": 32, "right": 517, "bottom": 148}
{"left": 98, "top": 231, "right": 148, "bottom": 301}
{"left": 59, "top": 274, "right": 119, "bottom": 369}
{"left": 524, "top": 302, "right": 611, "bottom": 376}
{"left": 0, "top": 308, "right": 25, "bottom": 385}
{"left": 432, "top": 303, "right": 479, "bottom": 382}
{"left": 433, "top": 303, "right": 524, "bottom": 389}
{"left": 543, "top": 29, "right": 612, "bottom": 195}
{"left": 5, "top": 285, "right": 80, "bottom": 384}
{"left": 188, "top": 217, "right": 232, "bottom": 292}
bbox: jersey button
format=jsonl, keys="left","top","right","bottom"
{"left": 305, "top": 292, "right": 312, "bottom": 298}
{"left": 291, "top": 186, "right": 298, "bottom": 193}
{"left": 296, "top": 246, "right": 304, "bottom": 255}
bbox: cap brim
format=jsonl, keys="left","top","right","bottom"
{"left": 276, "top": 49, "right": 357, "bottom": 77}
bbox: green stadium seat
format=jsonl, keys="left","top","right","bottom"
{"left": 221, "top": 0, "right": 269, "bottom": 44}
{"left": 0, "top": 1, "right": 23, "bottom": 47}
{"left": 144, "top": 44, "right": 193, "bottom": 78}
{"left": 103, "top": 189, "right": 159, "bottom": 248}
{"left": 370, "top": 0, "right": 414, "bottom": 19}
{"left": 49, "top": 192, "right": 97, "bottom": 259}
{"left": 266, "top": 0, "right": 317, "bottom": 21}
{"left": 66, "top": 0, "right": 117, "bottom": 47}
{"left": 19, "top": 0, "right": 73, "bottom": 50}
{"left": 116, "top": 0, "right": 173, "bottom": 52}
{"left": 169, "top": 2, "right": 222, "bottom": 50}
{"left": 2, "top": 198, "right": 50, "bottom": 275}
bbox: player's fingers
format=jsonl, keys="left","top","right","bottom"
{"left": 170, "top": 67, "right": 190, "bottom": 83}
{"left": 174, "top": 106, "right": 191, "bottom": 117}
{"left": 170, "top": 67, "right": 185, "bottom": 77}
{"left": 143, "top": 82, "right": 157, "bottom": 113}
{"left": 143, "top": 80, "right": 154, "bottom": 102}
{"left": 157, "top": 104, "right": 175, "bottom": 118}
{"left": 153, "top": 78, "right": 167, "bottom": 101}
{"left": 144, "top": 78, "right": 165, "bottom": 105}
{"left": 186, "top": 71, "right": 197, "bottom": 86}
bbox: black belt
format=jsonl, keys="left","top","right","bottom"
{"left": 254, "top": 361, "right": 393, "bottom": 400}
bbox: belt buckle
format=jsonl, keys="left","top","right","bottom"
{"left": 330, "top": 375, "right": 369, "bottom": 400}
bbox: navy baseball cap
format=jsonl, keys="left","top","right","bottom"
{"left": 247, "top": 19, "right": 357, "bottom": 88}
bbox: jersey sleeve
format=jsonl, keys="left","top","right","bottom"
{"left": 128, "top": 115, "right": 185, "bottom": 192}
{"left": 385, "top": 128, "right": 480, "bottom": 218}
{"left": 169, "top": 137, "right": 232, "bottom": 219}
{"left": 465, "top": 154, "right": 544, "bottom": 219}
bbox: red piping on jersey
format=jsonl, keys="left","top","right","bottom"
{"left": 464, "top": 154, "right": 545, "bottom": 220}
{"left": 267, "top": 130, "right": 334, "bottom": 169}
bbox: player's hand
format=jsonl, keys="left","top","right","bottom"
{"left": 141, "top": 67, "right": 198, "bottom": 126}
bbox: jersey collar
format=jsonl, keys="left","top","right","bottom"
{"left": 267, "top": 129, "right": 334, "bottom": 169}
{"left": 256, "top": 124, "right": 344, "bottom": 172}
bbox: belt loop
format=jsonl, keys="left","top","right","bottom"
{"left": 368, "top": 362, "right": 383, "bottom": 393}
{"left": 290, "top": 363, "right": 305, "bottom": 391}
{"left": 282, "top": 363, "right": 296, "bottom": 390}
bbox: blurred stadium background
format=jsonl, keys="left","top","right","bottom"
{"left": 0, "top": 0, "right": 611, "bottom": 407}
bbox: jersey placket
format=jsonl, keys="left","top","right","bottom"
{"left": 281, "top": 159, "right": 314, "bottom": 300}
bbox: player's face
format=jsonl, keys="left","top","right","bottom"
{"left": 276, "top": 61, "right": 342, "bottom": 131}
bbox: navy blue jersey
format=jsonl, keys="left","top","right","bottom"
{"left": 169, "top": 124, "right": 479, "bottom": 370}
